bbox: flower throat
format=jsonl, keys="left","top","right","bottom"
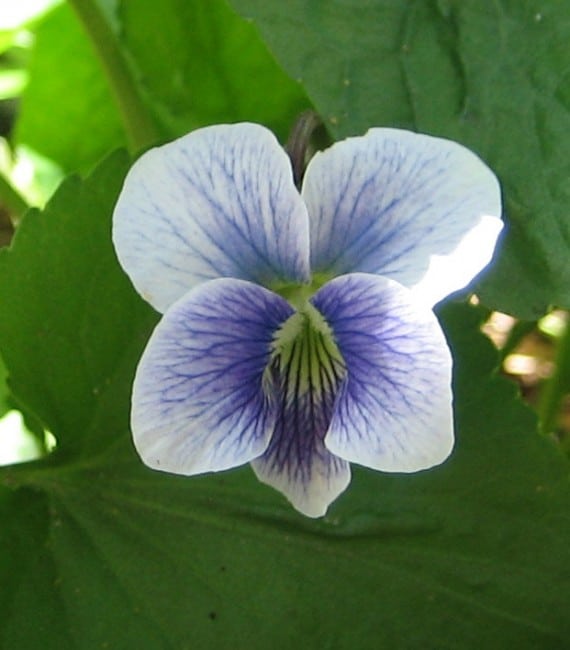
{"left": 259, "top": 303, "right": 347, "bottom": 479}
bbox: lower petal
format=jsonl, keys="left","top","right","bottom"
{"left": 251, "top": 307, "right": 350, "bottom": 517}
{"left": 131, "top": 278, "right": 293, "bottom": 475}
{"left": 312, "top": 273, "right": 454, "bottom": 473}
{"left": 251, "top": 437, "right": 350, "bottom": 519}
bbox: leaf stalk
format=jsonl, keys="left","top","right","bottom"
{"left": 68, "top": 0, "right": 159, "bottom": 153}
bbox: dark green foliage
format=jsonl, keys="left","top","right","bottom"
{"left": 0, "top": 1, "right": 569, "bottom": 647}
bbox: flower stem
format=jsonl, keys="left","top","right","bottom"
{"left": 68, "top": 0, "right": 159, "bottom": 153}
{"left": 538, "top": 313, "right": 570, "bottom": 435}
{"left": 285, "top": 110, "right": 324, "bottom": 188}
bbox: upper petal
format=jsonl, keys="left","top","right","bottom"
{"left": 131, "top": 278, "right": 293, "bottom": 475}
{"left": 303, "top": 128, "right": 502, "bottom": 307}
{"left": 113, "top": 123, "right": 311, "bottom": 313}
{"left": 312, "top": 273, "right": 454, "bottom": 473}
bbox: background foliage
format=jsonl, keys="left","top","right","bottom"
{"left": 0, "top": 1, "right": 568, "bottom": 648}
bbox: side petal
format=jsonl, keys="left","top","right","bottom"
{"left": 303, "top": 128, "right": 502, "bottom": 307}
{"left": 131, "top": 278, "right": 293, "bottom": 475}
{"left": 312, "top": 273, "right": 454, "bottom": 473}
{"left": 113, "top": 123, "right": 311, "bottom": 313}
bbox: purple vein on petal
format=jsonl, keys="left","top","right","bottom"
{"left": 252, "top": 307, "right": 351, "bottom": 517}
{"left": 131, "top": 278, "right": 294, "bottom": 476}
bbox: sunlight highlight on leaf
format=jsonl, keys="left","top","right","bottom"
{"left": 0, "top": 0, "right": 62, "bottom": 30}
{"left": 0, "top": 411, "right": 43, "bottom": 465}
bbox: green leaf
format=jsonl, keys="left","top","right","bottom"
{"left": 0, "top": 32, "right": 17, "bottom": 55}
{"left": 229, "top": 0, "right": 570, "bottom": 318}
{"left": 0, "top": 151, "right": 156, "bottom": 453}
{"left": 0, "top": 353, "right": 10, "bottom": 418}
{"left": 14, "top": 3, "right": 126, "bottom": 173}
{"left": 14, "top": 0, "right": 309, "bottom": 177}
{"left": 0, "top": 154, "right": 568, "bottom": 647}
{"left": 119, "top": 0, "right": 310, "bottom": 141}
{"left": 0, "top": 0, "right": 62, "bottom": 31}
{"left": 0, "top": 488, "right": 53, "bottom": 637}
{"left": 0, "top": 68, "right": 27, "bottom": 100}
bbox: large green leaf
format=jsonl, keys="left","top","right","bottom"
{"left": 0, "top": 353, "right": 9, "bottom": 418}
{"left": 15, "top": 4, "right": 126, "bottom": 173}
{"left": 118, "top": 0, "right": 309, "bottom": 141}
{"left": 0, "top": 488, "right": 54, "bottom": 640}
{"left": 228, "top": 0, "right": 570, "bottom": 318}
{"left": 0, "top": 151, "right": 156, "bottom": 452}
{"left": 14, "top": 0, "right": 309, "bottom": 176}
{"left": 0, "top": 153, "right": 568, "bottom": 648}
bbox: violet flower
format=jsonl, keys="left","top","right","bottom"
{"left": 113, "top": 123, "right": 502, "bottom": 516}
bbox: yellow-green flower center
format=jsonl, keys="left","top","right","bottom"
{"left": 267, "top": 301, "right": 345, "bottom": 395}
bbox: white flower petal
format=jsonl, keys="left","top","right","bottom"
{"left": 131, "top": 278, "right": 293, "bottom": 475}
{"left": 303, "top": 128, "right": 502, "bottom": 307}
{"left": 250, "top": 306, "right": 351, "bottom": 517}
{"left": 252, "top": 445, "right": 350, "bottom": 518}
{"left": 113, "top": 123, "right": 311, "bottom": 313}
{"left": 312, "top": 273, "right": 454, "bottom": 472}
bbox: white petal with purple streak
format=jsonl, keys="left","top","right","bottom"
{"left": 251, "top": 304, "right": 350, "bottom": 517}
{"left": 113, "top": 123, "right": 311, "bottom": 313}
{"left": 312, "top": 273, "right": 454, "bottom": 472}
{"left": 131, "top": 278, "right": 293, "bottom": 475}
{"left": 302, "top": 128, "right": 502, "bottom": 307}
